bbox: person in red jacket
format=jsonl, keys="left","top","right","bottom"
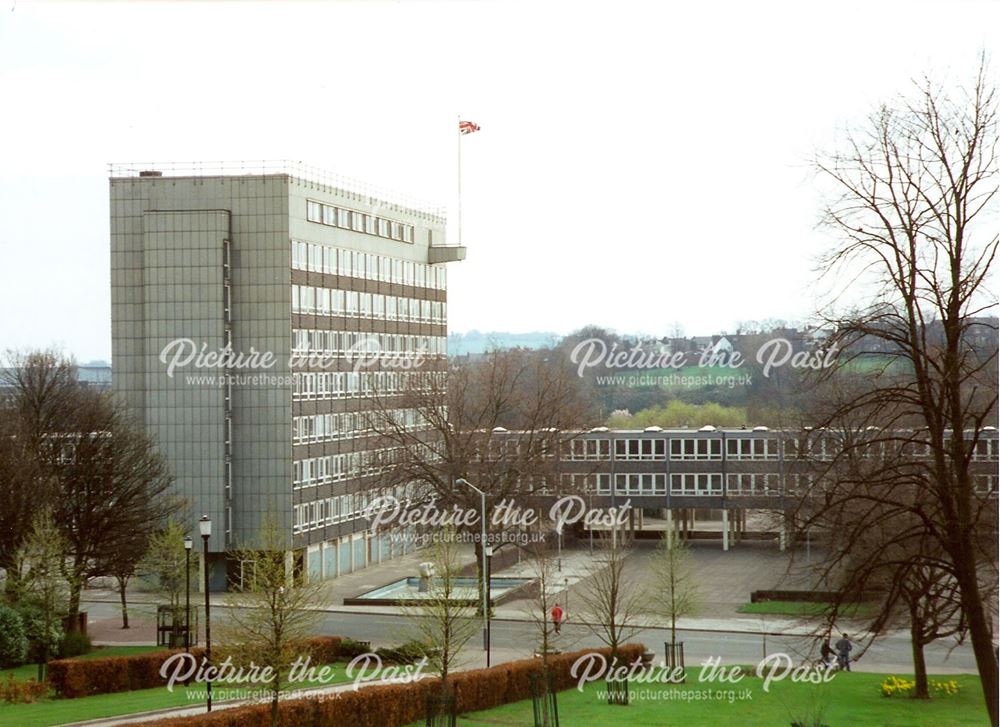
{"left": 551, "top": 603, "right": 564, "bottom": 634}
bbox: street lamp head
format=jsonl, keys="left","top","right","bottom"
{"left": 199, "top": 515, "right": 212, "bottom": 539}
{"left": 183, "top": 536, "right": 193, "bottom": 551}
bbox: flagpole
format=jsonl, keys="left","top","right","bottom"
{"left": 457, "top": 113, "right": 463, "bottom": 246}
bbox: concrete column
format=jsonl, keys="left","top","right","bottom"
{"left": 778, "top": 513, "right": 787, "bottom": 552}
{"left": 722, "top": 509, "right": 730, "bottom": 551}
{"left": 665, "top": 509, "right": 674, "bottom": 547}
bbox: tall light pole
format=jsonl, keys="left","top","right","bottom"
{"left": 199, "top": 516, "right": 212, "bottom": 712}
{"left": 183, "top": 536, "right": 192, "bottom": 652}
{"left": 455, "top": 478, "right": 490, "bottom": 667}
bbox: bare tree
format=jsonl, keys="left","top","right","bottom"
{"left": 367, "top": 348, "right": 595, "bottom": 613}
{"left": 53, "top": 389, "right": 177, "bottom": 622}
{"left": 0, "top": 351, "right": 178, "bottom": 623}
{"left": 894, "top": 560, "right": 969, "bottom": 698}
{"left": 101, "top": 529, "right": 150, "bottom": 630}
{"left": 806, "top": 58, "right": 999, "bottom": 721}
{"left": 522, "top": 537, "right": 560, "bottom": 727}
{"left": 646, "top": 534, "right": 699, "bottom": 669}
{"left": 576, "top": 529, "right": 646, "bottom": 669}
{"left": 801, "top": 441, "right": 978, "bottom": 699}
{"left": 220, "top": 514, "right": 325, "bottom": 727}
{"left": 0, "top": 351, "right": 78, "bottom": 597}
{"left": 404, "top": 528, "right": 477, "bottom": 700}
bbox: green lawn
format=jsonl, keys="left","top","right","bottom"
{"left": 409, "top": 671, "right": 989, "bottom": 727}
{"left": 0, "top": 658, "right": 355, "bottom": 727}
{"left": 738, "top": 600, "right": 876, "bottom": 618}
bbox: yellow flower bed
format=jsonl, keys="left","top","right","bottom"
{"left": 880, "top": 675, "right": 960, "bottom": 698}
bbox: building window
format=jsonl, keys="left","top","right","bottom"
{"left": 670, "top": 473, "right": 723, "bottom": 495}
{"left": 613, "top": 438, "right": 665, "bottom": 460}
{"left": 669, "top": 438, "right": 722, "bottom": 460}
{"left": 726, "top": 438, "right": 778, "bottom": 460}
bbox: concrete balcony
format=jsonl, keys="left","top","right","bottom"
{"left": 428, "top": 245, "right": 467, "bottom": 263}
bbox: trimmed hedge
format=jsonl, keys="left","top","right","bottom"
{"left": 48, "top": 637, "right": 343, "bottom": 699}
{"left": 123, "top": 643, "right": 646, "bottom": 727}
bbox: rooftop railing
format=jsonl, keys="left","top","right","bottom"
{"left": 108, "top": 160, "right": 447, "bottom": 222}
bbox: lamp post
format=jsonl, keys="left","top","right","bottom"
{"left": 484, "top": 543, "right": 492, "bottom": 668}
{"left": 455, "top": 478, "right": 490, "bottom": 667}
{"left": 199, "top": 516, "right": 212, "bottom": 712}
{"left": 183, "top": 536, "right": 192, "bottom": 651}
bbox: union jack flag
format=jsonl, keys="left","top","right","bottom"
{"left": 459, "top": 120, "right": 481, "bottom": 135}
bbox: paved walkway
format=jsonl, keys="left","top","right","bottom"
{"left": 80, "top": 541, "right": 850, "bottom": 648}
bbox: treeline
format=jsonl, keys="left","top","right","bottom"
{"left": 0, "top": 350, "right": 178, "bottom": 672}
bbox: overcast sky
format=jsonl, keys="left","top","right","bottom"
{"left": 0, "top": 0, "right": 996, "bottom": 362}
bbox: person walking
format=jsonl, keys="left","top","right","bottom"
{"left": 835, "top": 633, "right": 853, "bottom": 671}
{"left": 820, "top": 638, "right": 834, "bottom": 668}
{"left": 551, "top": 603, "right": 564, "bottom": 635}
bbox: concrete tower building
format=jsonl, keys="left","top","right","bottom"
{"left": 110, "top": 162, "right": 464, "bottom": 587}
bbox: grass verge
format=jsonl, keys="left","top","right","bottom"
{"left": 407, "top": 671, "right": 988, "bottom": 727}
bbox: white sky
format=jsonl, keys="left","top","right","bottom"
{"left": 0, "top": 0, "right": 996, "bottom": 362}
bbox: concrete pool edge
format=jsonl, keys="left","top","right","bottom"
{"left": 343, "top": 576, "right": 539, "bottom": 607}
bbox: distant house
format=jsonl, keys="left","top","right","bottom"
{"left": 77, "top": 363, "right": 112, "bottom": 390}
{"left": 0, "top": 363, "right": 111, "bottom": 392}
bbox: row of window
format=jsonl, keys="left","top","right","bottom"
{"left": 726, "top": 473, "right": 781, "bottom": 495}
{"left": 292, "top": 242, "right": 445, "bottom": 290}
{"left": 786, "top": 435, "right": 998, "bottom": 460}
{"left": 563, "top": 438, "right": 778, "bottom": 461}
{"left": 291, "top": 329, "right": 447, "bottom": 358}
{"left": 556, "top": 471, "right": 943, "bottom": 496}
{"left": 293, "top": 471, "right": 996, "bottom": 532}
{"left": 293, "top": 494, "right": 364, "bottom": 533}
{"left": 292, "top": 408, "right": 425, "bottom": 446}
{"left": 306, "top": 201, "right": 417, "bottom": 244}
{"left": 292, "top": 371, "right": 446, "bottom": 402}
{"left": 563, "top": 439, "right": 612, "bottom": 461}
{"left": 293, "top": 447, "right": 441, "bottom": 491}
{"left": 559, "top": 436, "right": 996, "bottom": 462}
{"left": 294, "top": 451, "right": 363, "bottom": 489}
{"left": 293, "top": 483, "right": 424, "bottom": 534}
{"left": 291, "top": 284, "right": 447, "bottom": 324}
{"left": 557, "top": 473, "right": 722, "bottom": 495}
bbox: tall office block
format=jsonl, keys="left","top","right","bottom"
{"left": 110, "top": 162, "right": 464, "bottom": 587}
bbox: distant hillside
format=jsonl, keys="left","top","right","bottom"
{"left": 448, "top": 330, "right": 559, "bottom": 355}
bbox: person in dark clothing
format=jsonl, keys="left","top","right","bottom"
{"left": 820, "top": 639, "right": 834, "bottom": 667}
{"left": 835, "top": 633, "right": 853, "bottom": 671}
